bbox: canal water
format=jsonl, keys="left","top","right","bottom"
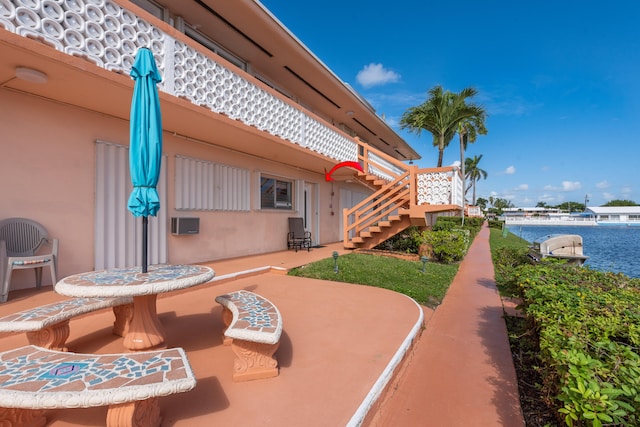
{"left": 506, "top": 225, "right": 640, "bottom": 279}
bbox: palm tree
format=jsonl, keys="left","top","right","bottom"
{"left": 457, "top": 117, "right": 487, "bottom": 221}
{"left": 465, "top": 155, "right": 487, "bottom": 205}
{"left": 400, "top": 85, "right": 487, "bottom": 167}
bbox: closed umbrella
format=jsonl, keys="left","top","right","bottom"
{"left": 128, "top": 48, "right": 162, "bottom": 273}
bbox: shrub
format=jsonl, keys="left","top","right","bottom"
{"left": 492, "top": 246, "right": 530, "bottom": 297}
{"left": 374, "top": 226, "right": 421, "bottom": 253}
{"left": 415, "top": 229, "right": 469, "bottom": 264}
{"left": 374, "top": 217, "right": 482, "bottom": 259}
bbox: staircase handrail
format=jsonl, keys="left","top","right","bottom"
{"left": 343, "top": 170, "right": 411, "bottom": 243}
{"left": 357, "top": 141, "right": 409, "bottom": 181}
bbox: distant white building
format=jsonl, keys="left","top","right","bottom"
{"left": 501, "top": 207, "right": 595, "bottom": 226}
{"left": 585, "top": 207, "right": 640, "bottom": 226}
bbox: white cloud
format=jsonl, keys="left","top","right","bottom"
{"left": 621, "top": 186, "right": 632, "bottom": 196}
{"left": 515, "top": 184, "right": 528, "bottom": 191}
{"left": 596, "top": 180, "right": 609, "bottom": 189}
{"left": 603, "top": 192, "right": 615, "bottom": 201}
{"left": 562, "top": 181, "right": 582, "bottom": 191}
{"left": 356, "top": 63, "right": 400, "bottom": 88}
{"left": 505, "top": 166, "right": 516, "bottom": 174}
{"left": 544, "top": 181, "right": 582, "bottom": 192}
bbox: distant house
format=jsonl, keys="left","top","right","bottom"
{"left": 584, "top": 207, "right": 640, "bottom": 226}
{"left": 465, "top": 206, "right": 483, "bottom": 218}
{"left": 0, "top": 0, "right": 463, "bottom": 291}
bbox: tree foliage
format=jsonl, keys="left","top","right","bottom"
{"left": 602, "top": 199, "right": 638, "bottom": 207}
{"left": 465, "top": 154, "right": 487, "bottom": 205}
{"left": 400, "top": 85, "right": 487, "bottom": 167}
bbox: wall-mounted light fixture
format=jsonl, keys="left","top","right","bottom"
{"left": 15, "top": 67, "right": 48, "bottom": 84}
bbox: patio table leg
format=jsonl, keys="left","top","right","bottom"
{"left": 122, "top": 294, "right": 166, "bottom": 351}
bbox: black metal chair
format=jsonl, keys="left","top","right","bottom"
{"left": 287, "top": 217, "right": 311, "bottom": 252}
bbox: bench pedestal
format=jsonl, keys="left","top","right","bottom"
{"left": 106, "top": 398, "right": 161, "bottom": 427}
{"left": 26, "top": 320, "right": 70, "bottom": 351}
{"left": 231, "top": 339, "right": 280, "bottom": 382}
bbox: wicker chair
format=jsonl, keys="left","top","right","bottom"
{"left": 0, "top": 218, "right": 58, "bottom": 302}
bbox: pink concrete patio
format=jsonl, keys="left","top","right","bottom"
{"left": 0, "top": 225, "right": 524, "bottom": 426}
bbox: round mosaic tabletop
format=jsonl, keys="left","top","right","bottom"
{"left": 55, "top": 264, "right": 215, "bottom": 298}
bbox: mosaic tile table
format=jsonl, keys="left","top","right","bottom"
{"left": 55, "top": 265, "right": 214, "bottom": 351}
{"left": 0, "top": 345, "right": 196, "bottom": 427}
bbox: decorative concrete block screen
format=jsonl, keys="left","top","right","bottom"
{"left": 0, "top": 0, "right": 359, "bottom": 165}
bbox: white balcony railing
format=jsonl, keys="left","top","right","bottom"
{"left": 1, "top": 0, "right": 359, "bottom": 163}
{"left": 416, "top": 168, "right": 463, "bottom": 206}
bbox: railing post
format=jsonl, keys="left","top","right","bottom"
{"left": 409, "top": 165, "right": 417, "bottom": 209}
{"left": 343, "top": 208, "right": 349, "bottom": 243}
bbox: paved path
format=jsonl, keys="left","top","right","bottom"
{"left": 370, "top": 224, "right": 525, "bottom": 426}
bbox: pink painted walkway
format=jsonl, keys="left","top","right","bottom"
{"left": 371, "top": 224, "right": 525, "bottom": 426}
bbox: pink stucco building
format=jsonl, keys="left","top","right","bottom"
{"left": 0, "top": 0, "right": 462, "bottom": 291}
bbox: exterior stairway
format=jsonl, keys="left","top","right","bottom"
{"left": 343, "top": 143, "right": 464, "bottom": 249}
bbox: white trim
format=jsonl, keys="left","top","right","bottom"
{"left": 346, "top": 295, "right": 425, "bottom": 427}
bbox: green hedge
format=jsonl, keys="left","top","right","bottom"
{"left": 516, "top": 264, "right": 640, "bottom": 426}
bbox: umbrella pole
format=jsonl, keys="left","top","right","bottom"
{"left": 142, "top": 216, "right": 148, "bottom": 273}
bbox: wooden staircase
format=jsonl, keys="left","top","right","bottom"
{"left": 343, "top": 143, "right": 463, "bottom": 250}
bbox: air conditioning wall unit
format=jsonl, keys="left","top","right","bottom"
{"left": 171, "top": 217, "right": 200, "bottom": 235}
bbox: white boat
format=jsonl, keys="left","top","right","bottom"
{"left": 528, "top": 234, "right": 589, "bottom": 265}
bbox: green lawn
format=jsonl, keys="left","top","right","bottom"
{"left": 288, "top": 253, "right": 459, "bottom": 307}
{"left": 488, "top": 226, "right": 529, "bottom": 251}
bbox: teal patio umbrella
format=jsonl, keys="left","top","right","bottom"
{"left": 128, "top": 48, "right": 162, "bottom": 273}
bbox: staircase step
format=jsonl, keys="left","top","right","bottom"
{"left": 369, "top": 226, "right": 381, "bottom": 233}
{"left": 344, "top": 242, "right": 357, "bottom": 249}
{"left": 378, "top": 221, "right": 391, "bottom": 227}
{"left": 352, "top": 237, "right": 365, "bottom": 243}
{"left": 360, "top": 232, "right": 372, "bottom": 238}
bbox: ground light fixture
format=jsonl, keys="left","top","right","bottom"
{"left": 421, "top": 256, "right": 429, "bottom": 273}
{"left": 332, "top": 251, "right": 339, "bottom": 274}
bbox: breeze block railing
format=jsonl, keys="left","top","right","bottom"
{"left": 0, "top": 0, "right": 357, "bottom": 162}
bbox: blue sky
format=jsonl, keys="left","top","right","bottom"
{"left": 259, "top": 0, "right": 640, "bottom": 208}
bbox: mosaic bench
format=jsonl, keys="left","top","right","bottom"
{"left": 215, "top": 290, "right": 282, "bottom": 382}
{"left": 0, "top": 297, "right": 133, "bottom": 351}
{"left": 0, "top": 345, "right": 196, "bottom": 427}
